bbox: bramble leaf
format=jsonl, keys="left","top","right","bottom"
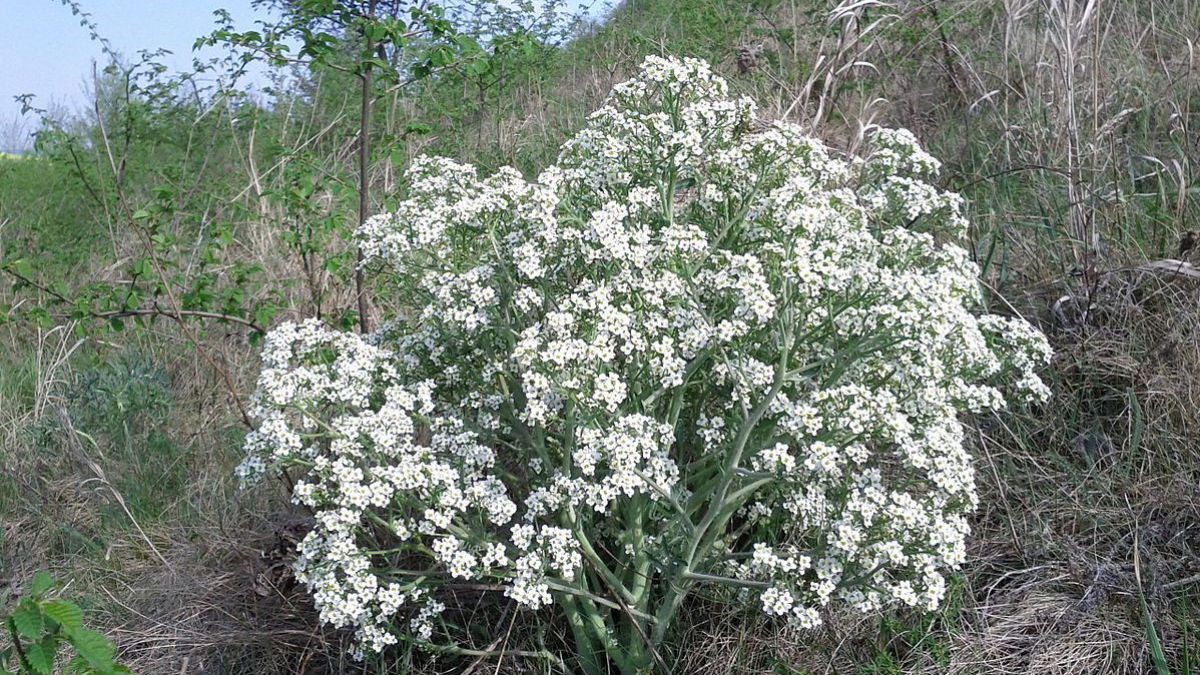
{"left": 43, "top": 600, "right": 84, "bottom": 631}
{"left": 24, "top": 636, "right": 57, "bottom": 674}
{"left": 12, "top": 600, "right": 44, "bottom": 639}
{"left": 65, "top": 626, "right": 116, "bottom": 671}
{"left": 31, "top": 570, "right": 56, "bottom": 597}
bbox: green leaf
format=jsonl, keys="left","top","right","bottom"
{"left": 9, "top": 257, "right": 34, "bottom": 281}
{"left": 403, "top": 121, "right": 433, "bottom": 136}
{"left": 254, "top": 304, "right": 278, "bottom": 329}
{"left": 364, "top": 22, "right": 388, "bottom": 42}
{"left": 465, "top": 58, "right": 491, "bottom": 76}
{"left": 12, "top": 601, "right": 44, "bottom": 639}
{"left": 42, "top": 600, "right": 84, "bottom": 631}
{"left": 31, "top": 571, "right": 56, "bottom": 597}
{"left": 50, "top": 282, "right": 71, "bottom": 303}
{"left": 24, "top": 636, "right": 56, "bottom": 674}
{"left": 65, "top": 627, "right": 116, "bottom": 671}
{"left": 27, "top": 306, "right": 52, "bottom": 328}
{"left": 130, "top": 258, "right": 151, "bottom": 278}
{"left": 1139, "top": 585, "right": 1171, "bottom": 675}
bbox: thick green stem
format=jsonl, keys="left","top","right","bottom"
{"left": 546, "top": 580, "right": 658, "bottom": 623}
{"left": 560, "top": 595, "right": 605, "bottom": 675}
{"left": 682, "top": 570, "right": 769, "bottom": 588}
{"left": 570, "top": 512, "right": 636, "bottom": 605}
{"left": 649, "top": 317, "right": 795, "bottom": 651}
{"left": 623, "top": 496, "right": 654, "bottom": 670}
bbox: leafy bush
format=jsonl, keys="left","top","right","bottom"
{"left": 238, "top": 55, "right": 1051, "bottom": 672}
{"left": 2, "top": 572, "right": 127, "bottom": 674}
{"left": 67, "top": 350, "right": 173, "bottom": 438}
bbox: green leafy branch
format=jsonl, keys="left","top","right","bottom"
{"left": 2, "top": 572, "right": 129, "bottom": 675}
{"left": 1, "top": 258, "right": 266, "bottom": 335}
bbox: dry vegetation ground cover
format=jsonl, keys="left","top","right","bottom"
{"left": 2, "top": 0, "right": 1199, "bottom": 672}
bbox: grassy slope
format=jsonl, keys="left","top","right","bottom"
{"left": 2, "top": 0, "right": 1199, "bottom": 673}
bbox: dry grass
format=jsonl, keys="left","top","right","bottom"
{"left": 663, "top": 0, "right": 1200, "bottom": 671}
{"left": 3, "top": 0, "right": 1200, "bottom": 673}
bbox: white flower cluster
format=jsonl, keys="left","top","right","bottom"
{"left": 241, "top": 55, "right": 1052, "bottom": 656}
{"left": 239, "top": 319, "right": 532, "bottom": 653}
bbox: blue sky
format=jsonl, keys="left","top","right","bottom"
{"left": 0, "top": 0, "right": 605, "bottom": 149}
{"left": 1, "top": 0, "right": 272, "bottom": 144}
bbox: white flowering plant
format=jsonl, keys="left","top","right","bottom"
{"left": 238, "top": 56, "right": 1052, "bottom": 673}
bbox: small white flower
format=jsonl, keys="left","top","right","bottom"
{"left": 240, "top": 54, "right": 1052, "bottom": 656}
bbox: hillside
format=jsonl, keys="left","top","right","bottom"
{"left": 2, "top": 0, "right": 1199, "bottom": 672}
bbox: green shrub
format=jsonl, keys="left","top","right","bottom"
{"left": 2, "top": 572, "right": 127, "bottom": 674}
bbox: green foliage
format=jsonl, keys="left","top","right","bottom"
{"left": 3, "top": 0, "right": 1198, "bottom": 672}
{"left": 2, "top": 1, "right": 582, "bottom": 345}
{"left": 1, "top": 50, "right": 277, "bottom": 339}
{"left": 4, "top": 348, "right": 189, "bottom": 535}
{"left": 1, "top": 572, "right": 128, "bottom": 675}
{"left": 63, "top": 351, "right": 190, "bottom": 523}
{"left": 0, "top": 155, "right": 101, "bottom": 275}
